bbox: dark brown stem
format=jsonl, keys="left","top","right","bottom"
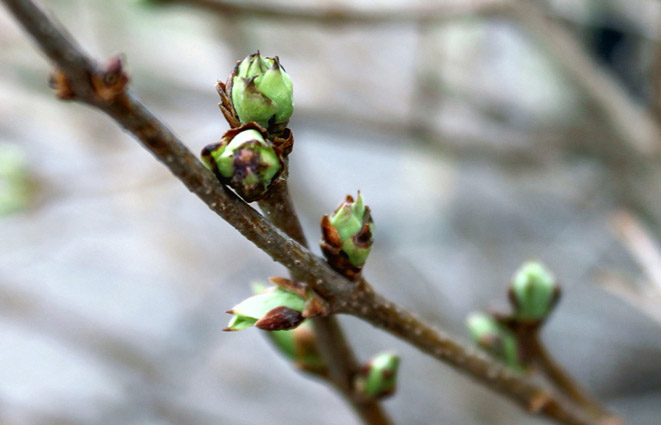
{"left": 2, "top": 1, "right": 609, "bottom": 424}
{"left": 528, "top": 336, "right": 621, "bottom": 425}
{"left": 258, "top": 182, "right": 393, "bottom": 425}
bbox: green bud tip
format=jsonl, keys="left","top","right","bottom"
{"left": 356, "top": 352, "right": 400, "bottom": 400}
{"left": 224, "top": 286, "right": 305, "bottom": 332}
{"left": 231, "top": 52, "right": 294, "bottom": 129}
{"left": 202, "top": 126, "right": 282, "bottom": 202}
{"left": 510, "top": 261, "right": 559, "bottom": 322}
{"left": 466, "top": 312, "right": 523, "bottom": 371}
{"left": 327, "top": 192, "right": 374, "bottom": 267}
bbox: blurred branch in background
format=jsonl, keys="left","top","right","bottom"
{"left": 151, "top": 0, "right": 510, "bottom": 25}
{"left": 598, "top": 210, "right": 661, "bottom": 325}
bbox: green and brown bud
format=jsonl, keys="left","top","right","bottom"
{"left": 467, "top": 312, "right": 524, "bottom": 372}
{"left": 509, "top": 261, "right": 560, "bottom": 323}
{"left": 320, "top": 192, "right": 374, "bottom": 279}
{"left": 224, "top": 286, "right": 305, "bottom": 332}
{"left": 355, "top": 352, "right": 400, "bottom": 401}
{"left": 202, "top": 123, "right": 283, "bottom": 202}
{"left": 217, "top": 52, "right": 294, "bottom": 133}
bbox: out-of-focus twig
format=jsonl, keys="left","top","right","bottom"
{"left": 1, "top": 1, "right": 606, "bottom": 424}
{"left": 598, "top": 210, "right": 661, "bottom": 325}
{"left": 596, "top": 272, "right": 661, "bottom": 325}
{"left": 152, "top": 0, "right": 510, "bottom": 25}
{"left": 511, "top": 0, "right": 661, "bottom": 159}
{"left": 610, "top": 210, "right": 661, "bottom": 290}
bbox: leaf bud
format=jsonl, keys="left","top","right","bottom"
{"left": 221, "top": 52, "right": 294, "bottom": 132}
{"left": 467, "top": 312, "right": 524, "bottom": 371}
{"left": 202, "top": 123, "right": 282, "bottom": 202}
{"left": 320, "top": 192, "right": 374, "bottom": 279}
{"left": 509, "top": 261, "right": 560, "bottom": 323}
{"left": 355, "top": 352, "right": 400, "bottom": 400}
{"left": 224, "top": 286, "right": 305, "bottom": 332}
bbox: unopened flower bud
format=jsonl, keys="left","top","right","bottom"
{"left": 224, "top": 286, "right": 305, "bottom": 332}
{"left": 509, "top": 261, "right": 560, "bottom": 322}
{"left": 202, "top": 124, "right": 282, "bottom": 202}
{"left": 355, "top": 352, "right": 400, "bottom": 400}
{"left": 321, "top": 192, "right": 374, "bottom": 279}
{"left": 467, "top": 312, "right": 524, "bottom": 371}
{"left": 228, "top": 52, "right": 294, "bottom": 131}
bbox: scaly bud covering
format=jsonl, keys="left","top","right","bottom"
{"left": 224, "top": 286, "right": 305, "bottom": 332}
{"left": 320, "top": 192, "right": 374, "bottom": 279}
{"left": 509, "top": 261, "right": 560, "bottom": 322}
{"left": 467, "top": 312, "right": 524, "bottom": 371}
{"left": 219, "top": 51, "right": 294, "bottom": 132}
{"left": 201, "top": 123, "right": 283, "bottom": 202}
{"left": 355, "top": 352, "right": 400, "bottom": 400}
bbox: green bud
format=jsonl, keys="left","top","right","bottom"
{"left": 202, "top": 125, "right": 282, "bottom": 202}
{"left": 467, "top": 312, "right": 524, "bottom": 371}
{"left": 0, "top": 143, "right": 33, "bottom": 216}
{"left": 355, "top": 352, "right": 400, "bottom": 400}
{"left": 510, "top": 261, "right": 559, "bottom": 322}
{"left": 230, "top": 52, "right": 294, "bottom": 129}
{"left": 321, "top": 192, "right": 374, "bottom": 272}
{"left": 225, "top": 286, "right": 305, "bottom": 332}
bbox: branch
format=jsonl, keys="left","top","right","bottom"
{"left": 152, "top": 0, "right": 509, "bottom": 25}
{"left": 2, "top": 1, "right": 605, "bottom": 424}
{"left": 258, "top": 182, "right": 393, "bottom": 425}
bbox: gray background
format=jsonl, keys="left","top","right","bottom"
{"left": 1, "top": 0, "right": 660, "bottom": 424}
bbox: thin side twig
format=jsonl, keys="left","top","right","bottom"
{"left": 528, "top": 336, "right": 621, "bottom": 425}
{"left": 609, "top": 210, "right": 661, "bottom": 290}
{"left": 258, "top": 182, "right": 393, "bottom": 425}
{"left": 2, "top": 1, "right": 607, "bottom": 424}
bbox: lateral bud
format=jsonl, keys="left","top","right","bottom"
{"left": 320, "top": 191, "right": 374, "bottom": 279}
{"left": 202, "top": 123, "right": 283, "bottom": 202}
{"left": 354, "top": 352, "right": 400, "bottom": 401}
{"left": 467, "top": 312, "right": 525, "bottom": 372}
{"left": 224, "top": 285, "right": 305, "bottom": 332}
{"left": 509, "top": 261, "right": 560, "bottom": 324}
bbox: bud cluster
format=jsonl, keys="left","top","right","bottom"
{"left": 466, "top": 261, "right": 561, "bottom": 371}
{"left": 203, "top": 52, "right": 295, "bottom": 202}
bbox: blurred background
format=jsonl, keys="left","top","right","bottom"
{"left": 1, "top": 0, "right": 660, "bottom": 424}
